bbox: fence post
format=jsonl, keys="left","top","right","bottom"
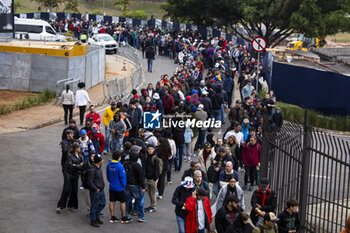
{"left": 299, "top": 110, "right": 312, "bottom": 232}
{"left": 260, "top": 115, "right": 270, "bottom": 178}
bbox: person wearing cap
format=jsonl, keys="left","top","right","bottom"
{"left": 60, "top": 129, "right": 75, "bottom": 174}
{"left": 253, "top": 212, "right": 279, "bottom": 233}
{"left": 250, "top": 178, "right": 277, "bottom": 226}
{"left": 57, "top": 142, "right": 84, "bottom": 213}
{"left": 185, "top": 188, "right": 212, "bottom": 233}
{"left": 78, "top": 129, "right": 95, "bottom": 163}
{"left": 228, "top": 100, "right": 245, "bottom": 125}
{"left": 85, "top": 105, "right": 101, "bottom": 126}
{"left": 198, "top": 90, "right": 212, "bottom": 117}
{"left": 61, "top": 119, "right": 80, "bottom": 140}
{"left": 153, "top": 93, "right": 164, "bottom": 115}
{"left": 88, "top": 123, "right": 105, "bottom": 155}
{"left": 102, "top": 101, "right": 119, "bottom": 154}
{"left": 215, "top": 194, "right": 243, "bottom": 233}
{"left": 172, "top": 176, "right": 196, "bottom": 233}
{"left": 241, "top": 118, "right": 251, "bottom": 142}
{"left": 87, "top": 153, "right": 106, "bottom": 227}
{"left": 242, "top": 135, "right": 261, "bottom": 191}
{"left": 60, "top": 84, "right": 75, "bottom": 125}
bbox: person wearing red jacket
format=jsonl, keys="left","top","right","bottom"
{"left": 242, "top": 135, "right": 261, "bottom": 191}
{"left": 85, "top": 105, "right": 101, "bottom": 125}
{"left": 88, "top": 123, "right": 105, "bottom": 155}
{"left": 185, "top": 188, "right": 212, "bottom": 233}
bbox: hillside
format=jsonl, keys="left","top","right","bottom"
{"left": 14, "top": 0, "right": 166, "bottom": 20}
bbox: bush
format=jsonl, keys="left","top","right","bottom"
{"left": 123, "top": 10, "right": 148, "bottom": 20}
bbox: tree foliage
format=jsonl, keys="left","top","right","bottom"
{"left": 30, "top": 0, "right": 65, "bottom": 10}
{"left": 163, "top": 0, "right": 350, "bottom": 47}
{"left": 113, "top": 0, "right": 130, "bottom": 14}
{"left": 65, "top": 0, "right": 79, "bottom": 13}
{"left": 124, "top": 10, "right": 148, "bottom": 20}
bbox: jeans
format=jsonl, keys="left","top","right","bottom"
{"left": 79, "top": 105, "right": 86, "bottom": 125}
{"left": 184, "top": 142, "right": 192, "bottom": 158}
{"left": 167, "top": 158, "right": 173, "bottom": 182}
{"left": 104, "top": 126, "right": 110, "bottom": 152}
{"left": 198, "top": 229, "right": 205, "bottom": 233}
{"left": 90, "top": 190, "right": 106, "bottom": 222}
{"left": 174, "top": 144, "right": 184, "bottom": 171}
{"left": 195, "top": 129, "right": 207, "bottom": 151}
{"left": 221, "top": 104, "right": 226, "bottom": 124}
{"left": 211, "top": 109, "right": 222, "bottom": 122}
{"left": 176, "top": 215, "right": 186, "bottom": 233}
{"left": 125, "top": 185, "right": 145, "bottom": 219}
{"left": 147, "top": 59, "right": 154, "bottom": 72}
{"left": 57, "top": 174, "right": 79, "bottom": 209}
{"left": 213, "top": 181, "right": 220, "bottom": 197}
{"left": 63, "top": 104, "right": 73, "bottom": 124}
{"left": 111, "top": 137, "right": 123, "bottom": 152}
{"left": 244, "top": 166, "right": 256, "bottom": 186}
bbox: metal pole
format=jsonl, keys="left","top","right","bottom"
{"left": 256, "top": 52, "right": 260, "bottom": 93}
{"left": 299, "top": 110, "right": 312, "bottom": 233}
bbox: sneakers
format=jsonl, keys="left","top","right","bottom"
{"left": 110, "top": 216, "right": 120, "bottom": 223}
{"left": 121, "top": 216, "right": 132, "bottom": 224}
{"left": 249, "top": 185, "right": 253, "bottom": 191}
{"left": 56, "top": 207, "right": 62, "bottom": 213}
{"left": 90, "top": 221, "right": 100, "bottom": 227}
{"left": 79, "top": 185, "right": 84, "bottom": 190}
{"left": 157, "top": 195, "right": 163, "bottom": 200}
{"left": 103, "top": 150, "right": 107, "bottom": 155}
{"left": 242, "top": 185, "right": 248, "bottom": 191}
{"left": 68, "top": 207, "right": 77, "bottom": 212}
{"left": 167, "top": 181, "right": 172, "bottom": 185}
{"left": 138, "top": 217, "right": 146, "bottom": 222}
{"left": 145, "top": 207, "right": 156, "bottom": 213}
{"left": 96, "top": 219, "right": 104, "bottom": 224}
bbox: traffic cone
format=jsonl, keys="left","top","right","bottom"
{"left": 122, "top": 60, "right": 127, "bottom": 71}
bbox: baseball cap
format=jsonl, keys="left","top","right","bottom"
{"left": 236, "top": 100, "right": 242, "bottom": 104}
{"left": 197, "top": 104, "right": 204, "bottom": 111}
{"left": 93, "top": 154, "right": 103, "bottom": 164}
{"left": 153, "top": 93, "right": 160, "bottom": 100}
{"left": 66, "top": 129, "right": 74, "bottom": 134}
{"left": 264, "top": 212, "right": 280, "bottom": 222}
{"left": 243, "top": 118, "right": 249, "bottom": 124}
{"left": 181, "top": 177, "right": 195, "bottom": 189}
{"left": 186, "top": 96, "right": 191, "bottom": 101}
{"left": 80, "top": 129, "right": 87, "bottom": 135}
{"left": 202, "top": 90, "right": 208, "bottom": 95}
{"left": 69, "top": 119, "right": 76, "bottom": 124}
{"left": 111, "top": 101, "right": 116, "bottom": 106}
{"left": 204, "top": 143, "right": 211, "bottom": 149}
{"left": 259, "top": 178, "right": 269, "bottom": 187}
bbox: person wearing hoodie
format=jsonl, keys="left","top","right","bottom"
{"left": 153, "top": 93, "right": 164, "bottom": 115}
{"left": 62, "top": 119, "right": 80, "bottom": 140}
{"left": 109, "top": 112, "right": 126, "bottom": 152}
{"left": 125, "top": 151, "right": 146, "bottom": 222}
{"left": 340, "top": 216, "right": 350, "bottom": 233}
{"left": 106, "top": 151, "right": 131, "bottom": 224}
{"left": 224, "top": 212, "right": 254, "bottom": 233}
{"left": 241, "top": 118, "right": 251, "bottom": 142}
{"left": 215, "top": 194, "right": 243, "bottom": 233}
{"left": 271, "top": 107, "right": 283, "bottom": 129}
{"left": 88, "top": 123, "right": 105, "bottom": 155}
{"left": 145, "top": 145, "right": 160, "bottom": 213}
{"left": 216, "top": 175, "right": 245, "bottom": 212}
{"left": 277, "top": 199, "right": 300, "bottom": 233}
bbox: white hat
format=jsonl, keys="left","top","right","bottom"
{"left": 243, "top": 118, "right": 249, "bottom": 124}
{"left": 153, "top": 93, "right": 160, "bottom": 100}
{"left": 181, "top": 177, "right": 195, "bottom": 188}
{"left": 198, "top": 104, "right": 204, "bottom": 110}
{"left": 202, "top": 90, "right": 208, "bottom": 95}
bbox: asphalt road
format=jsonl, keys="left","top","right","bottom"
{"left": 0, "top": 55, "right": 252, "bottom": 233}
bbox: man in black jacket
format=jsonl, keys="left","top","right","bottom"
{"left": 215, "top": 194, "right": 243, "bottom": 233}
{"left": 146, "top": 46, "right": 155, "bottom": 72}
{"left": 250, "top": 178, "right": 277, "bottom": 226}
{"left": 181, "top": 161, "right": 208, "bottom": 182}
{"left": 87, "top": 154, "right": 106, "bottom": 227}
{"left": 60, "top": 129, "right": 75, "bottom": 174}
{"left": 172, "top": 119, "right": 185, "bottom": 171}
{"left": 172, "top": 176, "right": 195, "bottom": 233}
{"left": 125, "top": 151, "right": 146, "bottom": 222}
{"left": 211, "top": 87, "right": 224, "bottom": 122}
{"left": 145, "top": 145, "right": 159, "bottom": 213}
{"left": 61, "top": 119, "right": 80, "bottom": 140}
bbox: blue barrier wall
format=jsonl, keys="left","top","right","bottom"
{"left": 271, "top": 62, "right": 350, "bottom": 115}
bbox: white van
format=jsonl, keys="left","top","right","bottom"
{"left": 14, "top": 17, "right": 65, "bottom": 41}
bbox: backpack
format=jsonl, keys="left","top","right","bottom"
{"left": 124, "top": 161, "right": 135, "bottom": 185}
{"left": 258, "top": 224, "right": 277, "bottom": 233}
{"left": 152, "top": 156, "right": 163, "bottom": 175}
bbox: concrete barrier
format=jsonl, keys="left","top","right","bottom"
{"left": 0, "top": 45, "right": 105, "bottom": 92}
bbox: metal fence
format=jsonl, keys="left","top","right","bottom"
{"left": 261, "top": 111, "right": 350, "bottom": 232}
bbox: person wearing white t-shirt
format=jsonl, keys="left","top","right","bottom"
{"left": 224, "top": 124, "right": 245, "bottom": 171}
{"left": 76, "top": 82, "right": 91, "bottom": 125}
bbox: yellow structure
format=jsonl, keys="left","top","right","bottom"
{"left": 287, "top": 35, "right": 320, "bottom": 52}
{"left": 0, "top": 40, "right": 88, "bottom": 57}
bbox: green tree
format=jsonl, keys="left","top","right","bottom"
{"left": 65, "top": 0, "right": 79, "bottom": 13}
{"left": 163, "top": 0, "right": 350, "bottom": 47}
{"left": 113, "top": 0, "right": 130, "bottom": 15}
{"left": 124, "top": 10, "right": 148, "bottom": 20}
{"left": 30, "top": 0, "right": 65, "bottom": 10}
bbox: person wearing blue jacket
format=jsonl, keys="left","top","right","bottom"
{"left": 106, "top": 151, "right": 131, "bottom": 224}
{"left": 241, "top": 118, "right": 251, "bottom": 142}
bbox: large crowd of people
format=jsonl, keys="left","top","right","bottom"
{"left": 55, "top": 16, "right": 304, "bottom": 233}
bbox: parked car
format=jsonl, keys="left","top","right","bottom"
{"left": 89, "top": 33, "right": 118, "bottom": 54}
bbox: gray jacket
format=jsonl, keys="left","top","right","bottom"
{"left": 216, "top": 183, "right": 245, "bottom": 211}
{"left": 109, "top": 115, "right": 126, "bottom": 140}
